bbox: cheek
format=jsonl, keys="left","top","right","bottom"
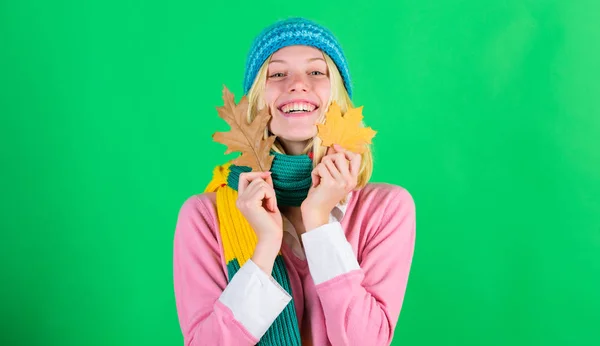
{"left": 314, "top": 80, "right": 331, "bottom": 104}
{"left": 264, "top": 83, "right": 280, "bottom": 110}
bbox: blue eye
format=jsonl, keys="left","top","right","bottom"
{"left": 310, "top": 71, "right": 325, "bottom": 75}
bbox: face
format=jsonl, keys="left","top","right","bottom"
{"left": 264, "top": 45, "right": 331, "bottom": 146}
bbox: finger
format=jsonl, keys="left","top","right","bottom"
{"left": 264, "top": 172, "right": 274, "bottom": 187}
{"left": 335, "top": 147, "right": 361, "bottom": 178}
{"left": 245, "top": 180, "right": 267, "bottom": 204}
{"left": 262, "top": 173, "right": 277, "bottom": 212}
{"left": 243, "top": 179, "right": 264, "bottom": 205}
{"left": 311, "top": 167, "right": 320, "bottom": 188}
{"left": 238, "top": 171, "right": 271, "bottom": 195}
{"left": 331, "top": 152, "right": 351, "bottom": 179}
{"left": 246, "top": 179, "right": 278, "bottom": 212}
{"left": 348, "top": 152, "right": 362, "bottom": 177}
{"left": 264, "top": 184, "right": 278, "bottom": 213}
{"left": 238, "top": 173, "right": 250, "bottom": 195}
{"left": 333, "top": 143, "right": 344, "bottom": 152}
{"left": 255, "top": 181, "right": 277, "bottom": 212}
{"left": 315, "top": 163, "right": 334, "bottom": 185}
{"left": 323, "top": 157, "right": 343, "bottom": 182}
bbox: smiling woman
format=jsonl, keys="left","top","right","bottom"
{"left": 173, "top": 17, "right": 416, "bottom": 346}
{"left": 247, "top": 45, "right": 355, "bottom": 161}
{"left": 265, "top": 46, "right": 331, "bottom": 148}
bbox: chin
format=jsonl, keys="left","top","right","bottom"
{"left": 273, "top": 130, "right": 317, "bottom": 146}
{"left": 277, "top": 132, "right": 316, "bottom": 141}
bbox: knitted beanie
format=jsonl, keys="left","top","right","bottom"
{"left": 243, "top": 17, "right": 353, "bottom": 99}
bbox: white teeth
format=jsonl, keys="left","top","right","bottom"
{"left": 281, "top": 102, "right": 316, "bottom": 113}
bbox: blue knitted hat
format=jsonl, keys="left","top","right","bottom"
{"left": 243, "top": 17, "right": 353, "bottom": 99}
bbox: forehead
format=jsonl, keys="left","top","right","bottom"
{"left": 270, "top": 45, "right": 324, "bottom": 62}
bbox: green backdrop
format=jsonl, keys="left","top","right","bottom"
{"left": 2, "top": 0, "right": 599, "bottom": 345}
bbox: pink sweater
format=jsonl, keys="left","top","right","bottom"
{"left": 173, "top": 183, "right": 416, "bottom": 346}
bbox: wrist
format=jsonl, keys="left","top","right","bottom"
{"left": 301, "top": 208, "right": 329, "bottom": 232}
{"left": 256, "top": 232, "right": 283, "bottom": 248}
{"left": 252, "top": 236, "right": 282, "bottom": 275}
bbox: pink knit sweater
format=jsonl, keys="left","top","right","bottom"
{"left": 173, "top": 183, "right": 416, "bottom": 346}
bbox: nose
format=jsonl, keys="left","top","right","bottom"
{"left": 288, "top": 73, "right": 309, "bottom": 93}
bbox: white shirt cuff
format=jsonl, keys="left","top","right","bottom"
{"left": 301, "top": 221, "right": 360, "bottom": 285}
{"left": 218, "top": 259, "right": 292, "bottom": 339}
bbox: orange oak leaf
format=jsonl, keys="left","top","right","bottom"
{"left": 317, "top": 101, "right": 377, "bottom": 153}
{"left": 212, "top": 86, "right": 276, "bottom": 172}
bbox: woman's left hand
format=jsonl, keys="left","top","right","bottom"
{"left": 301, "top": 144, "right": 362, "bottom": 231}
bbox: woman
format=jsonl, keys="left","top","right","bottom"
{"left": 173, "top": 17, "right": 416, "bottom": 346}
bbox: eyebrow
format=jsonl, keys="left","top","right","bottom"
{"left": 269, "top": 57, "right": 326, "bottom": 64}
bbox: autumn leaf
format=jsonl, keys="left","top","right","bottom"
{"left": 317, "top": 101, "right": 377, "bottom": 153}
{"left": 212, "top": 86, "right": 276, "bottom": 171}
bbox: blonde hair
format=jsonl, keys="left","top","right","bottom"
{"left": 246, "top": 51, "right": 373, "bottom": 191}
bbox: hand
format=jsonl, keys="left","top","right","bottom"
{"left": 301, "top": 144, "right": 361, "bottom": 231}
{"left": 236, "top": 171, "right": 283, "bottom": 275}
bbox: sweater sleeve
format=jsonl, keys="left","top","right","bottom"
{"left": 301, "top": 186, "right": 416, "bottom": 346}
{"left": 173, "top": 195, "right": 291, "bottom": 346}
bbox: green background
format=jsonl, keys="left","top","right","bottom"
{"left": 2, "top": 0, "right": 599, "bottom": 345}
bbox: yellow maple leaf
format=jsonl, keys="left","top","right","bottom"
{"left": 317, "top": 101, "right": 377, "bottom": 153}
{"left": 212, "top": 86, "right": 276, "bottom": 171}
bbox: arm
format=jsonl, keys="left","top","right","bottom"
{"left": 173, "top": 195, "right": 291, "bottom": 346}
{"left": 301, "top": 186, "right": 416, "bottom": 346}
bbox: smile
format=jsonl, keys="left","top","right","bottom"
{"left": 277, "top": 101, "right": 319, "bottom": 118}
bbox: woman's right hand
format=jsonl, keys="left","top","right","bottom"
{"left": 236, "top": 171, "right": 283, "bottom": 275}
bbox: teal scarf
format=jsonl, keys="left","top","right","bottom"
{"left": 225, "top": 151, "right": 313, "bottom": 345}
{"left": 228, "top": 151, "right": 313, "bottom": 206}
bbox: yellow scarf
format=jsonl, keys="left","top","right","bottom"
{"left": 204, "top": 162, "right": 301, "bottom": 345}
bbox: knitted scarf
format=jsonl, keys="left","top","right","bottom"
{"left": 204, "top": 152, "right": 313, "bottom": 345}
